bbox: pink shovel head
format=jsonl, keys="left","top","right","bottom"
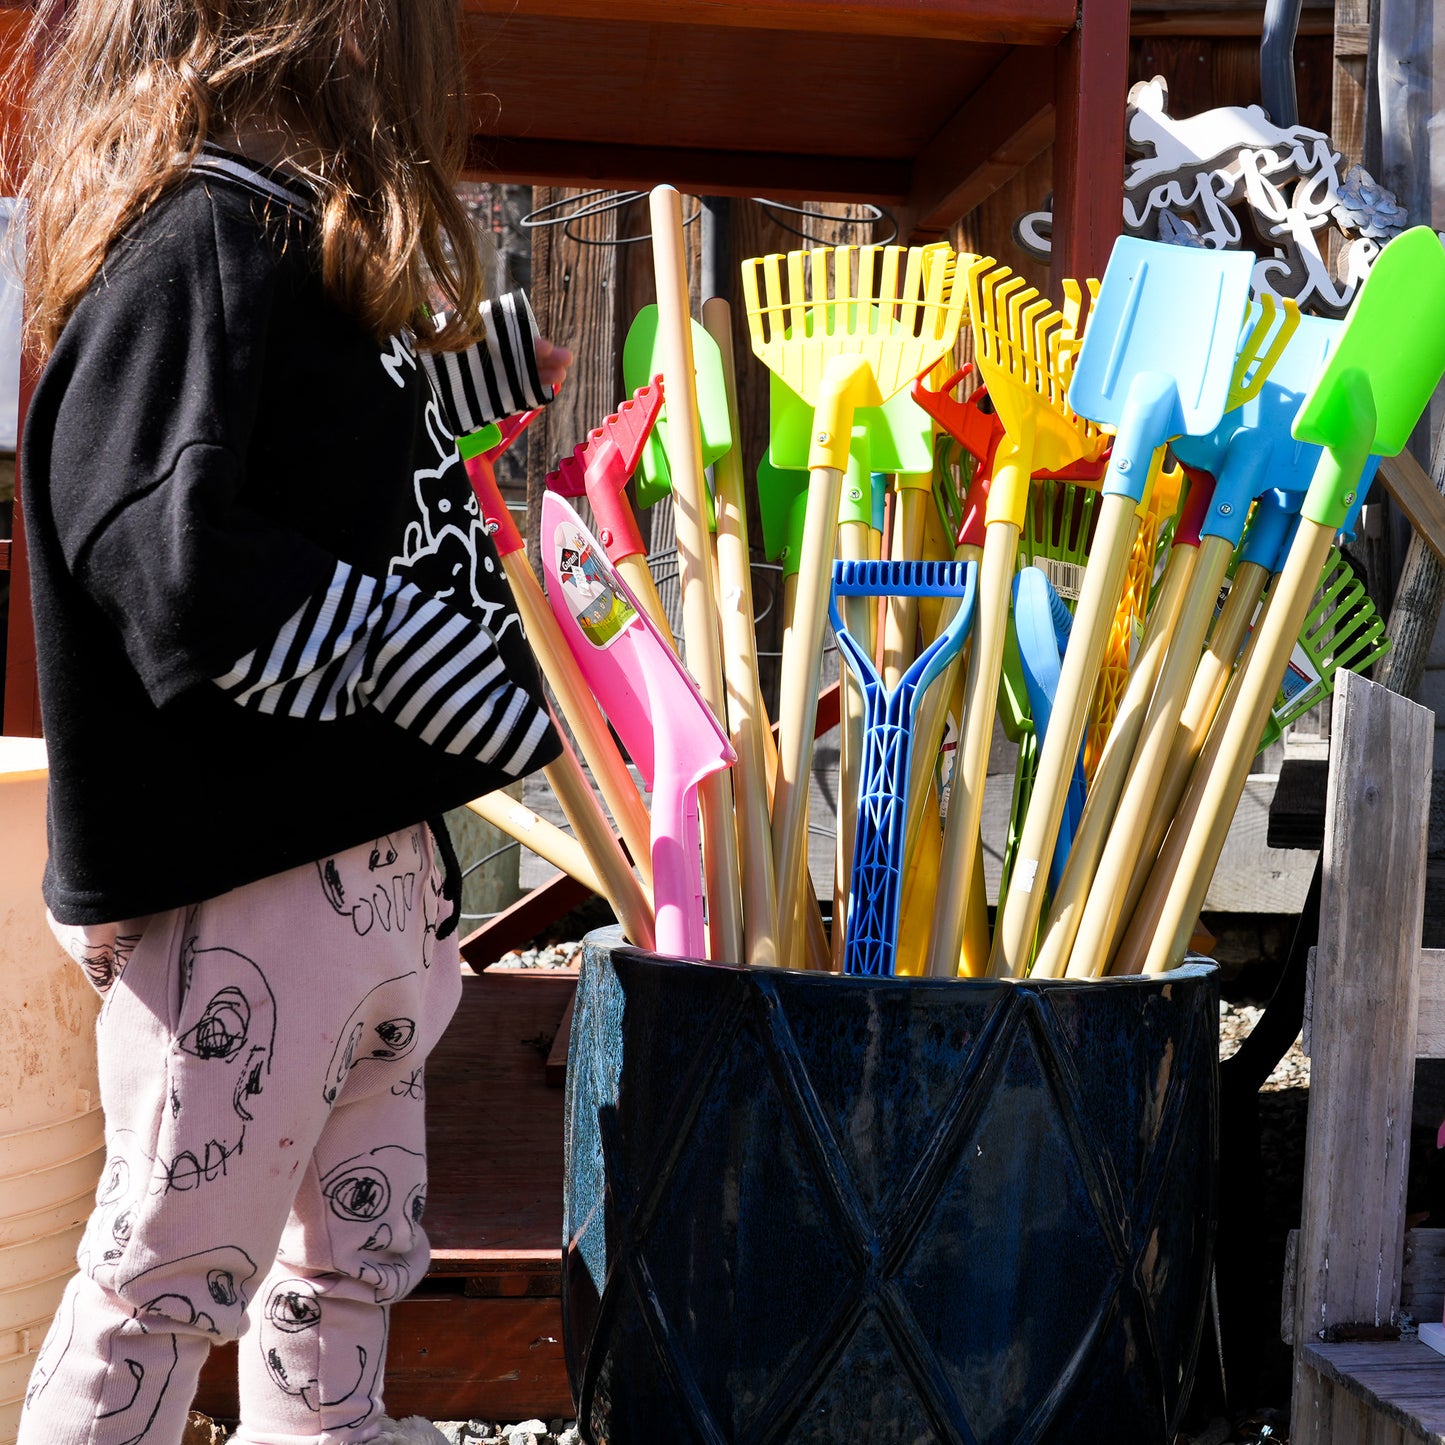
{"left": 540, "top": 491, "right": 735, "bottom": 959}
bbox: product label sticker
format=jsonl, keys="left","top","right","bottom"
{"left": 552, "top": 520, "right": 637, "bottom": 650}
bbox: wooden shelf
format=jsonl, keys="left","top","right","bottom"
{"left": 459, "top": 0, "right": 1129, "bottom": 272}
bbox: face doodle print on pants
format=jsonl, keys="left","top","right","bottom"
{"left": 156, "top": 942, "right": 276, "bottom": 1193}
{"left": 317, "top": 831, "right": 430, "bottom": 939}
{"left": 322, "top": 972, "right": 419, "bottom": 1107}
{"left": 319, "top": 1145, "right": 427, "bottom": 1302}
{"left": 257, "top": 1276, "right": 386, "bottom": 1429}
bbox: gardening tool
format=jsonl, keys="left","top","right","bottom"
{"left": 1045, "top": 300, "right": 1304, "bottom": 978}
{"left": 1023, "top": 466, "right": 1203, "bottom": 977}
{"left": 702, "top": 297, "right": 781, "bottom": 970}
{"left": 828, "top": 559, "right": 977, "bottom": 975}
{"left": 622, "top": 303, "right": 732, "bottom": 512}
{"left": 545, "top": 378, "right": 671, "bottom": 640}
{"left": 1112, "top": 487, "right": 1303, "bottom": 948}
{"left": 990, "top": 237, "right": 1256, "bottom": 979}
{"left": 459, "top": 421, "right": 656, "bottom": 947}
{"left": 742, "top": 241, "right": 967, "bottom": 967}
{"left": 541, "top": 491, "right": 736, "bottom": 959}
{"left": 650, "top": 185, "right": 745, "bottom": 965}
{"left": 925, "top": 261, "right": 1107, "bottom": 981}
{"left": 1132, "top": 224, "right": 1445, "bottom": 975}
{"left": 1112, "top": 479, "right": 1381, "bottom": 971}
{"left": 766, "top": 310, "right": 935, "bottom": 967}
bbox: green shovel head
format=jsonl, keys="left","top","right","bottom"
{"left": 756, "top": 431, "right": 875, "bottom": 575}
{"left": 622, "top": 306, "right": 733, "bottom": 509}
{"left": 767, "top": 371, "right": 934, "bottom": 475}
{"left": 1293, "top": 226, "right": 1445, "bottom": 524}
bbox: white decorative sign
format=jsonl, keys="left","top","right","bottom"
{"left": 1015, "top": 77, "right": 1412, "bottom": 317}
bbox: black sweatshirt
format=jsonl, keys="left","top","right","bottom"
{"left": 23, "top": 148, "right": 561, "bottom": 925}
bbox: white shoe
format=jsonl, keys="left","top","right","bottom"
{"left": 366, "top": 1419, "right": 453, "bottom": 1445}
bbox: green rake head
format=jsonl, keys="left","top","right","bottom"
{"left": 1258, "top": 548, "right": 1390, "bottom": 748}
{"left": 742, "top": 243, "right": 968, "bottom": 473}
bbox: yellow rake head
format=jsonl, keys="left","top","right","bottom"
{"left": 966, "top": 259, "right": 1109, "bottom": 476}
{"left": 742, "top": 243, "right": 969, "bottom": 414}
{"left": 1224, "top": 294, "right": 1302, "bottom": 413}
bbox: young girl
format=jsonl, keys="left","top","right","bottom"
{"left": 12, "top": 4, "right": 570, "bottom": 1442}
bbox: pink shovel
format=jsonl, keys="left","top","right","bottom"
{"left": 541, "top": 491, "right": 736, "bottom": 960}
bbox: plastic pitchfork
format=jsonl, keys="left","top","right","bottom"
{"left": 828, "top": 559, "right": 977, "bottom": 976}
{"left": 545, "top": 377, "right": 670, "bottom": 639}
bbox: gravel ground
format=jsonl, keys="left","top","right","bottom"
{"left": 434, "top": 1422, "right": 578, "bottom": 1445}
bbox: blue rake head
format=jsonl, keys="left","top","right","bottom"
{"left": 828, "top": 560, "right": 977, "bottom": 977}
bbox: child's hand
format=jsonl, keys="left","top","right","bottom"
{"left": 536, "top": 337, "right": 573, "bottom": 395}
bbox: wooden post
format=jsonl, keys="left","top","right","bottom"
{"left": 524, "top": 187, "right": 621, "bottom": 576}
{"left": 1291, "top": 671, "right": 1433, "bottom": 1442}
{"left": 1048, "top": 0, "right": 1129, "bottom": 288}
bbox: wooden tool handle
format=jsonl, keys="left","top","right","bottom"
{"left": 772, "top": 464, "right": 844, "bottom": 967}
{"left": 616, "top": 553, "right": 677, "bottom": 649}
{"left": 542, "top": 742, "right": 655, "bottom": 951}
{"left": 505, "top": 554, "right": 654, "bottom": 892}
{"left": 1141, "top": 518, "right": 1336, "bottom": 973}
{"left": 650, "top": 186, "right": 745, "bottom": 964}
{"left": 1113, "top": 585, "right": 1273, "bottom": 974}
{"left": 1067, "top": 535, "right": 1234, "bottom": 978}
{"left": 1115, "top": 559, "right": 1269, "bottom": 943}
{"left": 466, "top": 790, "right": 605, "bottom": 898}
{"left": 990, "top": 493, "right": 1137, "bottom": 978}
{"left": 703, "top": 297, "right": 781, "bottom": 970}
{"left": 1031, "top": 536, "right": 1199, "bottom": 978}
{"left": 925, "top": 519, "right": 1018, "bottom": 978}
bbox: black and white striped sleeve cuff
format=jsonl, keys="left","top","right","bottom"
{"left": 419, "top": 290, "right": 550, "bottom": 436}
{"left": 212, "top": 560, "right": 553, "bottom": 777}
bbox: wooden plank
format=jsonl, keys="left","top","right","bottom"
{"left": 1336, "top": 1384, "right": 1388, "bottom": 1445}
{"left": 1414, "top": 952, "right": 1445, "bottom": 1060}
{"left": 545, "top": 989, "right": 576, "bottom": 1089}
{"left": 1401, "top": 1230, "right": 1445, "bottom": 1324}
{"left": 1292, "top": 673, "right": 1435, "bottom": 1441}
{"left": 461, "top": 0, "right": 1076, "bottom": 44}
{"left": 1378, "top": 451, "right": 1445, "bottom": 572}
{"left": 1130, "top": 9, "right": 1335, "bottom": 35}
{"left": 1303, "top": 1340, "right": 1445, "bottom": 1442}
{"left": 907, "top": 45, "right": 1055, "bottom": 237}
{"left": 423, "top": 968, "right": 574, "bottom": 1262}
{"left": 459, "top": 870, "right": 591, "bottom": 971}
{"left": 194, "top": 1295, "right": 572, "bottom": 1424}
{"left": 1049, "top": 0, "right": 1131, "bottom": 286}
{"left": 467, "top": 138, "right": 914, "bottom": 205}
{"left": 1269, "top": 757, "right": 1330, "bottom": 851}
{"left": 1330, "top": 0, "right": 1369, "bottom": 169}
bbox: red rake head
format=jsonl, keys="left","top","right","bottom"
{"left": 545, "top": 378, "right": 665, "bottom": 564}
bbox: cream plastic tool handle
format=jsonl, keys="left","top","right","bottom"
{"left": 504, "top": 553, "right": 655, "bottom": 893}
{"left": 925, "top": 517, "right": 1018, "bottom": 978}
{"left": 466, "top": 791, "right": 605, "bottom": 898}
{"left": 542, "top": 740, "right": 655, "bottom": 951}
{"left": 703, "top": 297, "right": 780, "bottom": 970}
{"left": 650, "top": 186, "right": 745, "bottom": 964}
{"left": 772, "top": 464, "right": 844, "bottom": 967}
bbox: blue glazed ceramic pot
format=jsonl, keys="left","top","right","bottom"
{"left": 563, "top": 928, "right": 1219, "bottom": 1444}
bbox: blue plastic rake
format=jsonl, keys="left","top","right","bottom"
{"left": 829, "top": 560, "right": 978, "bottom": 977}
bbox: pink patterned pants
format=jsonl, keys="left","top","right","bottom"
{"left": 19, "top": 827, "right": 462, "bottom": 1445}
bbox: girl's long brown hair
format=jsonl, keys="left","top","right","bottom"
{"left": 11, "top": 0, "right": 486, "bottom": 356}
